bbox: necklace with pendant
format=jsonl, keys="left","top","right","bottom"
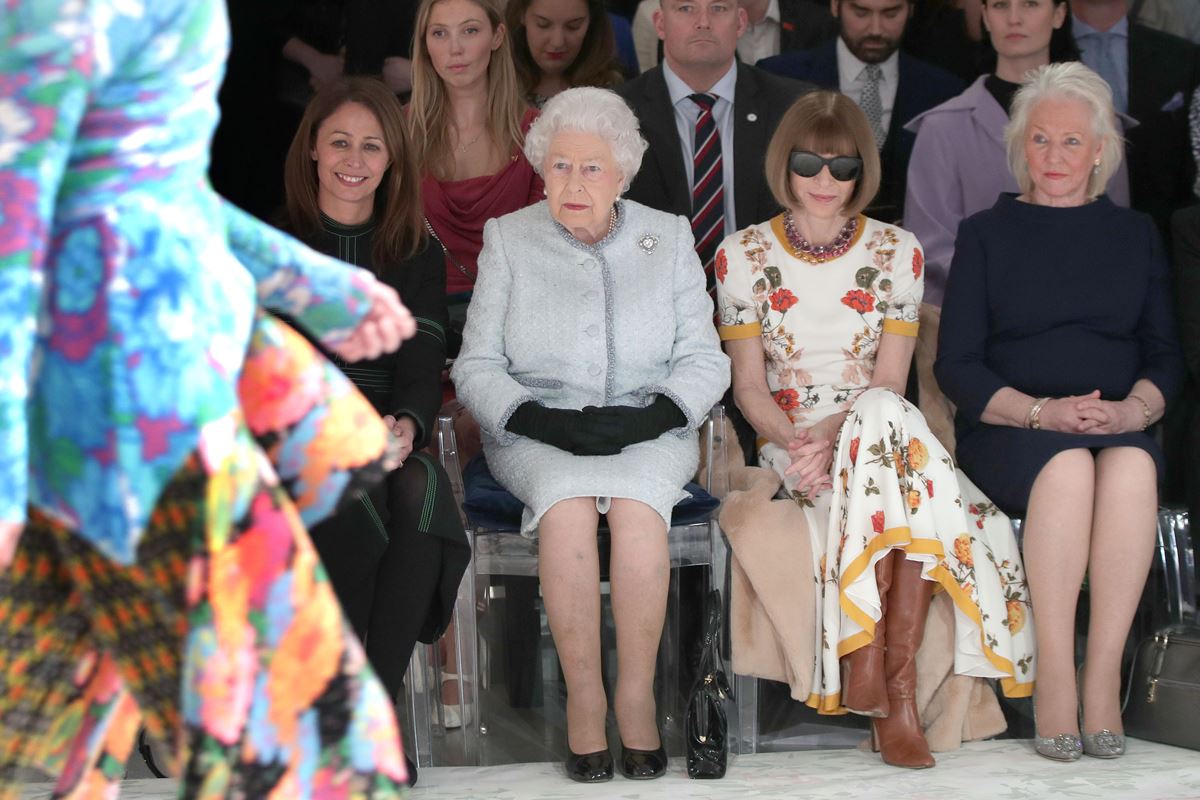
{"left": 456, "top": 128, "right": 485, "bottom": 153}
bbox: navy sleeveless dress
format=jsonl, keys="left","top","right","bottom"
{"left": 935, "top": 194, "right": 1183, "bottom": 516}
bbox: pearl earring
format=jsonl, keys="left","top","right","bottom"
{"left": 1092, "top": 158, "right": 1101, "bottom": 175}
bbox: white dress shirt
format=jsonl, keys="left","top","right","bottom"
{"left": 836, "top": 37, "right": 900, "bottom": 137}
{"left": 737, "top": 0, "right": 783, "bottom": 65}
{"left": 663, "top": 59, "right": 740, "bottom": 236}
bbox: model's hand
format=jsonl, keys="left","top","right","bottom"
{"left": 332, "top": 280, "right": 415, "bottom": 362}
{"left": 0, "top": 521, "right": 23, "bottom": 570}
{"left": 1075, "top": 394, "right": 1142, "bottom": 435}
{"left": 1038, "top": 390, "right": 1101, "bottom": 433}
{"left": 382, "top": 414, "right": 417, "bottom": 467}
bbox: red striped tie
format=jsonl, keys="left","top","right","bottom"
{"left": 689, "top": 93, "right": 724, "bottom": 295}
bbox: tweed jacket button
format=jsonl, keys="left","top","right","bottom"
{"left": 588, "top": 364, "right": 602, "bottom": 376}
{"left": 584, "top": 290, "right": 598, "bottom": 300}
{"left": 583, "top": 259, "right": 596, "bottom": 270}
{"left": 586, "top": 324, "right": 599, "bottom": 336}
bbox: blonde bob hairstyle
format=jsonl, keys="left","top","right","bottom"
{"left": 1005, "top": 62, "right": 1124, "bottom": 199}
{"left": 764, "top": 91, "right": 880, "bottom": 217}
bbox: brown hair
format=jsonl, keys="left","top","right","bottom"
{"left": 506, "top": 0, "right": 624, "bottom": 99}
{"left": 282, "top": 77, "right": 424, "bottom": 268}
{"left": 408, "top": 0, "right": 528, "bottom": 180}
{"left": 764, "top": 91, "right": 880, "bottom": 217}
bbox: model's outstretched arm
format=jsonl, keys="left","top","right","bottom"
{"left": 0, "top": 2, "right": 95, "bottom": 545}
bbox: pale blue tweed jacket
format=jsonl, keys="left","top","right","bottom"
{"left": 451, "top": 199, "right": 731, "bottom": 533}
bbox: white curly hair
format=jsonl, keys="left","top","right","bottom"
{"left": 523, "top": 87, "right": 648, "bottom": 192}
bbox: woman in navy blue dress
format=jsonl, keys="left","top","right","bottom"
{"left": 936, "top": 63, "right": 1183, "bottom": 763}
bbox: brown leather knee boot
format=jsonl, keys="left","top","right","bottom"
{"left": 840, "top": 550, "right": 895, "bottom": 717}
{"left": 871, "top": 555, "right": 935, "bottom": 769}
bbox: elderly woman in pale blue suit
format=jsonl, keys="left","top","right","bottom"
{"left": 452, "top": 87, "right": 730, "bottom": 784}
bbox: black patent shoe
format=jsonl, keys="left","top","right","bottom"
{"left": 620, "top": 740, "right": 668, "bottom": 780}
{"left": 565, "top": 748, "right": 614, "bottom": 783}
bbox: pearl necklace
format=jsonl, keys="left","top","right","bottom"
{"left": 782, "top": 211, "right": 858, "bottom": 263}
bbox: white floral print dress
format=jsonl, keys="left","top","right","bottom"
{"left": 715, "top": 215, "right": 1035, "bottom": 711}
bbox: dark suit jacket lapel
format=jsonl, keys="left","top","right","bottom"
{"left": 732, "top": 65, "right": 771, "bottom": 228}
{"left": 640, "top": 70, "right": 693, "bottom": 218}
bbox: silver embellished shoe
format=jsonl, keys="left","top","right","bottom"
{"left": 1077, "top": 664, "right": 1126, "bottom": 758}
{"left": 1033, "top": 703, "right": 1082, "bottom": 762}
{"left": 1082, "top": 729, "right": 1125, "bottom": 758}
{"left": 1034, "top": 732, "right": 1084, "bottom": 762}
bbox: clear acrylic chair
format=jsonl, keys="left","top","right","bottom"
{"left": 402, "top": 405, "right": 740, "bottom": 767}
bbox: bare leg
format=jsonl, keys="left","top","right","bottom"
{"left": 607, "top": 498, "right": 670, "bottom": 750}
{"left": 1082, "top": 447, "right": 1157, "bottom": 734}
{"left": 539, "top": 497, "right": 607, "bottom": 754}
{"left": 1023, "top": 449, "right": 1095, "bottom": 736}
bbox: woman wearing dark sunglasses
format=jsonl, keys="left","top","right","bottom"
{"left": 714, "top": 90, "right": 1035, "bottom": 769}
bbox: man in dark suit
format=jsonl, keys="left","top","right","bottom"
{"left": 616, "top": 2, "right": 811, "bottom": 701}
{"left": 1073, "top": 0, "right": 1200, "bottom": 236}
{"left": 617, "top": 0, "right": 809, "bottom": 469}
{"left": 616, "top": 0, "right": 811, "bottom": 243}
{"left": 633, "top": 0, "right": 836, "bottom": 72}
{"left": 756, "top": 0, "right": 964, "bottom": 222}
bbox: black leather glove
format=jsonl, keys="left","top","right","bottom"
{"left": 574, "top": 395, "right": 687, "bottom": 455}
{"left": 505, "top": 402, "right": 586, "bottom": 452}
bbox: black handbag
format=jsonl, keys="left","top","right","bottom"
{"left": 686, "top": 590, "right": 732, "bottom": 779}
{"left": 1123, "top": 622, "right": 1200, "bottom": 751}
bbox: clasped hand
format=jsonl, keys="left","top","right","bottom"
{"left": 1037, "top": 390, "right": 1141, "bottom": 434}
{"left": 510, "top": 398, "right": 684, "bottom": 456}
{"left": 547, "top": 406, "right": 668, "bottom": 456}
{"left": 783, "top": 415, "right": 841, "bottom": 497}
{"left": 381, "top": 414, "right": 416, "bottom": 468}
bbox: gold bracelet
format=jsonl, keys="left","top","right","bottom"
{"left": 1128, "top": 394, "right": 1152, "bottom": 431}
{"left": 1027, "top": 397, "right": 1051, "bottom": 430}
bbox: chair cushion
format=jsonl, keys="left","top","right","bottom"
{"left": 462, "top": 455, "right": 719, "bottom": 531}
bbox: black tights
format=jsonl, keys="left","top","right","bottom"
{"left": 310, "top": 452, "right": 469, "bottom": 700}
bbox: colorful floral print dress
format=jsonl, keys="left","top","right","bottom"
{"left": 715, "top": 215, "right": 1036, "bottom": 711}
{"left": 1, "top": 1, "right": 407, "bottom": 795}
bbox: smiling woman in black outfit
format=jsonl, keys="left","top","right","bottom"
{"left": 281, "top": 76, "right": 470, "bottom": 785}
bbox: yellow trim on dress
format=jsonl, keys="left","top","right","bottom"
{"left": 718, "top": 321, "right": 762, "bottom": 341}
{"left": 882, "top": 318, "right": 920, "bottom": 337}
{"left": 804, "top": 524, "right": 1035, "bottom": 714}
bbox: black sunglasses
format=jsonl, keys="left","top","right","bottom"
{"left": 788, "top": 150, "right": 863, "bottom": 182}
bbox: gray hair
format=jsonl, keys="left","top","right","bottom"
{"left": 523, "top": 87, "right": 648, "bottom": 192}
{"left": 1004, "top": 62, "right": 1124, "bottom": 199}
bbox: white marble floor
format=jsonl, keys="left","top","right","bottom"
{"left": 18, "top": 739, "right": 1200, "bottom": 799}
